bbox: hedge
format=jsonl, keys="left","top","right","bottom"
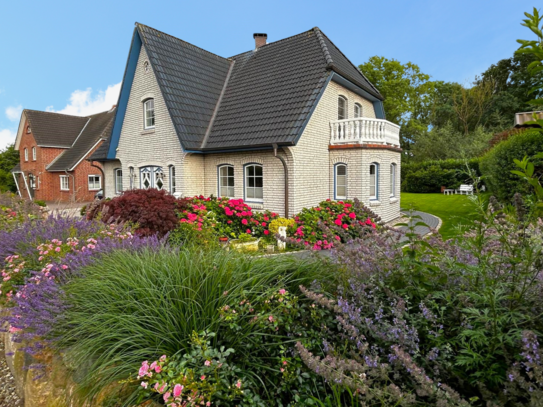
{"left": 480, "top": 128, "right": 543, "bottom": 202}
{"left": 401, "top": 158, "right": 481, "bottom": 193}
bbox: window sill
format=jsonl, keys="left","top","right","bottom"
{"left": 246, "top": 201, "right": 264, "bottom": 209}
{"left": 390, "top": 197, "right": 399, "bottom": 203}
{"left": 89, "top": 188, "right": 101, "bottom": 191}
{"left": 141, "top": 129, "right": 155, "bottom": 135}
{"left": 369, "top": 200, "right": 381, "bottom": 207}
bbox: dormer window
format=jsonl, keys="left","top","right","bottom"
{"left": 338, "top": 96, "right": 347, "bottom": 120}
{"left": 26, "top": 126, "right": 31, "bottom": 134}
{"left": 354, "top": 103, "right": 362, "bottom": 118}
{"left": 144, "top": 99, "right": 155, "bottom": 129}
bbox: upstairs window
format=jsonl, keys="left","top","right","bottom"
{"left": 144, "top": 99, "right": 155, "bottom": 129}
{"left": 338, "top": 96, "right": 347, "bottom": 120}
{"left": 369, "top": 163, "right": 379, "bottom": 200}
{"left": 335, "top": 164, "right": 347, "bottom": 200}
{"left": 32, "top": 147, "right": 36, "bottom": 161}
{"left": 26, "top": 126, "right": 31, "bottom": 134}
{"left": 60, "top": 175, "right": 69, "bottom": 191}
{"left": 218, "top": 165, "right": 235, "bottom": 197}
{"left": 244, "top": 164, "right": 263, "bottom": 202}
{"left": 88, "top": 175, "right": 101, "bottom": 191}
{"left": 354, "top": 103, "right": 362, "bottom": 118}
{"left": 24, "top": 148, "right": 28, "bottom": 162}
{"left": 115, "top": 169, "right": 123, "bottom": 194}
{"left": 390, "top": 163, "right": 396, "bottom": 197}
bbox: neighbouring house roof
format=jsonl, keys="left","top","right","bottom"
{"left": 24, "top": 110, "right": 89, "bottom": 148}
{"left": 100, "top": 24, "right": 384, "bottom": 158}
{"left": 47, "top": 109, "right": 116, "bottom": 171}
{"left": 10, "top": 163, "right": 21, "bottom": 173}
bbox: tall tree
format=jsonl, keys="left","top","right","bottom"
{"left": 359, "top": 57, "right": 432, "bottom": 151}
{"left": 0, "top": 144, "right": 20, "bottom": 192}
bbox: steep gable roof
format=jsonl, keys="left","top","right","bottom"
{"left": 47, "top": 109, "right": 115, "bottom": 171}
{"left": 24, "top": 110, "right": 88, "bottom": 148}
{"left": 104, "top": 24, "right": 384, "bottom": 156}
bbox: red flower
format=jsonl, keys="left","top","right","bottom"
{"left": 241, "top": 219, "right": 248, "bottom": 225}
{"left": 246, "top": 229, "right": 252, "bottom": 234}
{"left": 264, "top": 230, "right": 269, "bottom": 235}
{"left": 348, "top": 212, "right": 356, "bottom": 219}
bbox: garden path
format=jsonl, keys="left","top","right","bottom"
{"left": 395, "top": 210, "right": 441, "bottom": 243}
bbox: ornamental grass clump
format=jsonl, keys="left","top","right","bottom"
{"left": 52, "top": 247, "right": 339, "bottom": 405}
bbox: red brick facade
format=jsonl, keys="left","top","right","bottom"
{"left": 16, "top": 119, "right": 104, "bottom": 203}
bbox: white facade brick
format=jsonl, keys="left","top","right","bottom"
{"left": 107, "top": 48, "right": 401, "bottom": 222}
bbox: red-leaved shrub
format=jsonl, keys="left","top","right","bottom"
{"left": 92, "top": 189, "right": 179, "bottom": 237}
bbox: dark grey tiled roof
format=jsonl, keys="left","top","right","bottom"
{"left": 137, "top": 24, "right": 232, "bottom": 151}
{"left": 25, "top": 110, "right": 88, "bottom": 147}
{"left": 47, "top": 109, "right": 115, "bottom": 171}
{"left": 11, "top": 163, "right": 21, "bottom": 173}
{"left": 89, "top": 137, "right": 110, "bottom": 162}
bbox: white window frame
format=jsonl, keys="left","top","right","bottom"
{"left": 32, "top": 147, "right": 36, "bottom": 161}
{"left": 60, "top": 175, "right": 69, "bottom": 191}
{"left": 390, "top": 163, "right": 396, "bottom": 197}
{"left": 354, "top": 103, "right": 362, "bottom": 118}
{"left": 338, "top": 96, "right": 347, "bottom": 120}
{"left": 28, "top": 174, "right": 36, "bottom": 190}
{"left": 369, "top": 163, "right": 379, "bottom": 201}
{"left": 144, "top": 99, "right": 155, "bottom": 129}
{"left": 24, "top": 148, "right": 28, "bottom": 162}
{"left": 218, "top": 165, "right": 235, "bottom": 198}
{"left": 114, "top": 168, "right": 123, "bottom": 194}
{"left": 140, "top": 166, "right": 164, "bottom": 190}
{"left": 334, "top": 163, "right": 347, "bottom": 200}
{"left": 244, "top": 164, "right": 263, "bottom": 203}
{"left": 88, "top": 175, "right": 101, "bottom": 191}
{"left": 169, "top": 166, "right": 176, "bottom": 194}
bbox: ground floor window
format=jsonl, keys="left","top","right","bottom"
{"left": 60, "top": 175, "right": 69, "bottom": 191}
{"left": 28, "top": 174, "right": 36, "bottom": 190}
{"left": 334, "top": 164, "right": 347, "bottom": 200}
{"left": 370, "top": 163, "right": 379, "bottom": 200}
{"left": 88, "top": 175, "right": 101, "bottom": 191}
{"left": 140, "top": 166, "right": 164, "bottom": 190}
{"left": 169, "top": 166, "right": 176, "bottom": 194}
{"left": 244, "top": 164, "right": 263, "bottom": 202}
{"left": 218, "top": 165, "right": 234, "bottom": 197}
{"left": 115, "top": 169, "right": 123, "bottom": 194}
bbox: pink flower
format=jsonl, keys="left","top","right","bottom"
{"left": 200, "top": 375, "right": 206, "bottom": 380}
{"left": 241, "top": 218, "right": 248, "bottom": 225}
{"left": 55, "top": 247, "right": 61, "bottom": 252}
{"left": 280, "top": 368, "right": 285, "bottom": 372}
{"left": 173, "top": 384, "right": 183, "bottom": 397}
{"left": 262, "top": 222, "right": 267, "bottom": 227}
{"left": 268, "top": 315, "right": 274, "bottom": 322}
{"left": 246, "top": 229, "right": 251, "bottom": 234}
{"left": 283, "top": 361, "right": 288, "bottom": 365}
{"left": 141, "top": 381, "right": 148, "bottom": 389}
{"left": 279, "top": 289, "right": 286, "bottom": 295}
{"left": 138, "top": 361, "right": 149, "bottom": 377}
{"left": 342, "top": 224, "right": 349, "bottom": 229}
{"left": 154, "top": 364, "right": 162, "bottom": 373}
{"left": 334, "top": 235, "right": 341, "bottom": 241}
{"left": 334, "top": 219, "right": 342, "bottom": 226}
{"left": 264, "top": 230, "right": 269, "bottom": 235}
{"left": 204, "top": 360, "right": 211, "bottom": 366}
{"left": 163, "top": 392, "right": 171, "bottom": 402}
{"left": 348, "top": 212, "right": 356, "bottom": 219}
{"left": 236, "top": 380, "right": 242, "bottom": 389}
{"left": 160, "top": 355, "right": 167, "bottom": 362}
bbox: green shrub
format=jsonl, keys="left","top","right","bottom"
{"left": 33, "top": 199, "right": 47, "bottom": 207}
{"left": 53, "top": 247, "right": 339, "bottom": 404}
{"left": 401, "top": 158, "right": 481, "bottom": 193}
{"left": 480, "top": 129, "right": 543, "bottom": 202}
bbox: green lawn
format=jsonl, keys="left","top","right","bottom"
{"left": 400, "top": 192, "right": 484, "bottom": 240}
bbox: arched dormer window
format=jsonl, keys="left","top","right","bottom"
{"left": 338, "top": 96, "right": 347, "bottom": 120}
{"left": 354, "top": 103, "right": 362, "bottom": 118}
{"left": 143, "top": 99, "right": 155, "bottom": 129}
{"left": 369, "top": 163, "right": 379, "bottom": 200}
{"left": 334, "top": 163, "right": 347, "bottom": 200}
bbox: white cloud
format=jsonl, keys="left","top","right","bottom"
{"left": 5, "top": 105, "right": 23, "bottom": 122}
{"left": 0, "top": 128, "right": 16, "bottom": 150}
{"left": 48, "top": 82, "right": 121, "bottom": 116}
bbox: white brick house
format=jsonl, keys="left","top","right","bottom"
{"left": 91, "top": 24, "right": 401, "bottom": 222}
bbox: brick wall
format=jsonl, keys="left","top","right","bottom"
{"left": 17, "top": 118, "right": 104, "bottom": 203}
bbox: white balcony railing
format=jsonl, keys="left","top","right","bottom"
{"left": 330, "top": 117, "right": 400, "bottom": 147}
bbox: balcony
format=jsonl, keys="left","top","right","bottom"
{"left": 330, "top": 117, "right": 400, "bottom": 147}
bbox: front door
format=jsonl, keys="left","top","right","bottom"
{"left": 140, "top": 166, "right": 165, "bottom": 190}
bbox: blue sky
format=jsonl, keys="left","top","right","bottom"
{"left": 0, "top": 0, "right": 537, "bottom": 149}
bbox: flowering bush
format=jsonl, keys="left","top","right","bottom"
{"left": 175, "top": 196, "right": 279, "bottom": 241}
{"left": 0, "top": 192, "right": 43, "bottom": 232}
{"left": 289, "top": 199, "right": 378, "bottom": 250}
{"left": 135, "top": 332, "right": 251, "bottom": 406}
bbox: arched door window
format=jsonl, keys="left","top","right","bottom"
{"left": 140, "top": 166, "right": 164, "bottom": 190}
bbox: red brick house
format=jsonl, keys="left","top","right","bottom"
{"left": 11, "top": 108, "right": 115, "bottom": 203}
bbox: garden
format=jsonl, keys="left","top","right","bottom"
{"left": 3, "top": 142, "right": 543, "bottom": 406}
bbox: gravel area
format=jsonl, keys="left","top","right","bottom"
{"left": 0, "top": 338, "right": 23, "bottom": 407}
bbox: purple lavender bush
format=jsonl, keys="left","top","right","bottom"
{"left": 294, "top": 194, "right": 543, "bottom": 405}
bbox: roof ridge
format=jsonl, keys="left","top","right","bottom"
{"left": 136, "top": 22, "right": 229, "bottom": 62}
{"left": 24, "top": 109, "right": 89, "bottom": 119}
{"left": 316, "top": 29, "right": 380, "bottom": 95}
{"left": 228, "top": 27, "right": 318, "bottom": 59}
{"left": 313, "top": 27, "right": 333, "bottom": 67}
